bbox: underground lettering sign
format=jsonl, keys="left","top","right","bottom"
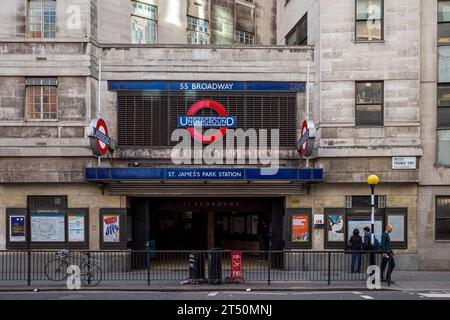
{"left": 178, "top": 100, "right": 236, "bottom": 144}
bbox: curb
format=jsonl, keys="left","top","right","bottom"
{"left": 0, "top": 286, "right": 397, "bottom": 293}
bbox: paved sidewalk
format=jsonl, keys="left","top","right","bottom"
{"left": 1, "top": 272, "right": 450, "bottom": 292}
{"left": 388, "top": 271, "right": 450, "bottom": 292}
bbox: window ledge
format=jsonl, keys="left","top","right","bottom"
{"left": 354, "top": 40, "right": 385, "bottom": 44}
{"left": 435, "top": 240, "right": 450, "bottom": 243}
{"left": 25, "top": 120, "right": 59, "bottom": 123}
{"left": 355, "top": 125, "right": 385, "bottom": 128}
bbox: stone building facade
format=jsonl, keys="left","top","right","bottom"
{"left": 0, "top": 0, "right": 448, "bottom": 270}
{"left": 279, "top": 0, "right": 450, "bottom": 270}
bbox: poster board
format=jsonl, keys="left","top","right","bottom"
{"left": 31, "top": 214, "right": 65, "bottom": 242}
{"left": 68, "top": 214, "right": 85, "bottom": 242}
{"left": 347, "top": 219, "right": 383, "bottom": 243}
{"left": 285, "top": 208, "right": 312, "bottom": 249}
{"left": 385, "top": 208, "right": 408, "bottom": 248}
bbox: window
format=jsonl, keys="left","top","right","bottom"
{"left": 187, "top": 16, "right": 210, "bottom": 44}
{"left": 437, "top": 130, "right": 450, "bottom": 165}
{"left": 25, "top": 78, "right": 58, "bottom": 121}
{"left": 439, "top": 1, "right": 450, "bottom": 44}
{"left": 117, "top": 91, "right": 297, "bottom": 148}
{"left": 438, "top": 3, "right": 450, "bottom": 166}
{"left": 438, "top": 84, "right": 450, "bottom": 128}
{"left": 439, "top": 46, "right": 450, "bottom": 83}
{"left": 435, "top": 196, "right": 450, "bottom": 240}
{"left": 355, "top": 0, "right": 383, "bottom": 41}
{"left": 27, "top": 0, "right": 56, "bottom": 38}
{"left": 131, "top": 1, "right": 157, "bottom": 44}
{"left": 235, "top": 30, "right": 255, "bottom": 44}
{"left": 355, "top": 81, "right": 383, "bottom": 126}
{"left": 285, "top": 13, "right": 307, "bottom": 45}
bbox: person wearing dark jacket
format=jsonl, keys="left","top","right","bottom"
{"left": 363, "top": 226, "right": 376, "bottom": 266}
{"left": 380, "top": 224, "right": 395, "bottom": 285}
{"left": 348, "top": 228, "right": 363, "bottom": 273}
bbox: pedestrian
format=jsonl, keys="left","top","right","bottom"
{"left": 380, "top": 224, "right": 396, "bottom": 285}
{"left": 347, "top": 228, "right": 363, "bottom": 273}
{"left": 363, "top": 226, "right": 375, "bottom": 266}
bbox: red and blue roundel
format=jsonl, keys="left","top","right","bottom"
{"left": 178, "top": 100, "right": 236, "bottom": 144}
{"left": 90, "top": 118, "right": 112, "bottom": 156}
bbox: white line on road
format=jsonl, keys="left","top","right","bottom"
{"left": 360, "top": 295, "right": 375, "bottom": 300}
{"left": 352, "top": 291, "right": 362, "bottom": 295}
{"left": 208, "top": 292, "right": 218, "bottom": 297}
{"left": 418, "top": 293, "right": 450, "bottom": 298}
{"left": 230, "top": 292, "right": 288, "bottom": 295}
{"left": 292, "top": 291, "right": 350, "bottom": 295}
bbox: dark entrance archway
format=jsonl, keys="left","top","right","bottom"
{"left": 130, "top": 197, "right": 284, "bottom": 252}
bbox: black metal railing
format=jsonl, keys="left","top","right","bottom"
{"left": 0, "top": 250, "right": 382, "bottom": 286}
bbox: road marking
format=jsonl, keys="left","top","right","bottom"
{"left": 208, "top": 292, "right": 218, "bottom": 297}
{"left": 225, "top": 292, "right": 287, "bottom": 295}
{"left": 418, "top": 293, "right": 450, "bottom": 298}
{"left": 292, "top": 291, "right": 349, "bottom": 295}
{"left": 352, "top": 291, "right": 362, "bottom": 295}
{"left": 360, "top": 295, "right": 375, "bottom": 300}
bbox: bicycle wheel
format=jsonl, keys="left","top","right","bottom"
{"left": 44, "top": 259, "right": 69, "bottom": 282}
{"left": 81, "top": 264, "right": 102, "bottom": 287}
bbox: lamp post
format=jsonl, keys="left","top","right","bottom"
{"left": 367, "top": 175, "right": 379, "bottom": 247}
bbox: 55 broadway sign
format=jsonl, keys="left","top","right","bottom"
{"left": 172, "top": 99, "right": 280, "bottom": 174}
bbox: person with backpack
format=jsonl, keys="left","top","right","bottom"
{"left": 363, "top": 226, "right": 376, "bottom": 266}
{"left": 348, "top": 228, "right": 363, "bottom": 273}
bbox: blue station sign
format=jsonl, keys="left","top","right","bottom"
{"left": 85, "top": 168, "right": 324, "bottom": 182}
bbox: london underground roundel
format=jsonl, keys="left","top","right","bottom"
{"left": 177, "top": 100, "right": 237, "bottom": 144}
{"left": 297, "top": 119, "right": 316, "bottom": 157}
{"left": 90, "top": 118, "right": 114, "bottom": 156}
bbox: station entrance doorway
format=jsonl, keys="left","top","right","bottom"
{"left": 130, "top": 197, "right": 284, "bottom": 252}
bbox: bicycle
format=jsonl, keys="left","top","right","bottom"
{"left": 44, "top": 250, "right": 102, "bottom": 287}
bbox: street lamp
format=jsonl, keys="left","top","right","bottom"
{"left": 367, "top": 175, "right": 379, "bottom": 247}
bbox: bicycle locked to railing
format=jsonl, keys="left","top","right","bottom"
{"left": 44, "top": 250, "right": 102, "bottom": 287}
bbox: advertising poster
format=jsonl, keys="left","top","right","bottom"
{"left": 103, "top": 215, "right": 120, "bottom": 242}
{"left": 31, "top": 214, "right": 65, "bottom": 242}
{"left": 292, "top": 215, "right": 309, "bottom": 242}
{"left": 68, "top": 215, "right": 85, "bottom": 242}
{"left": 10, "top": 216, "right": 25, "bottom": 242}
{"left": 327, "top": 214, "right": 345, "bottom": 242}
